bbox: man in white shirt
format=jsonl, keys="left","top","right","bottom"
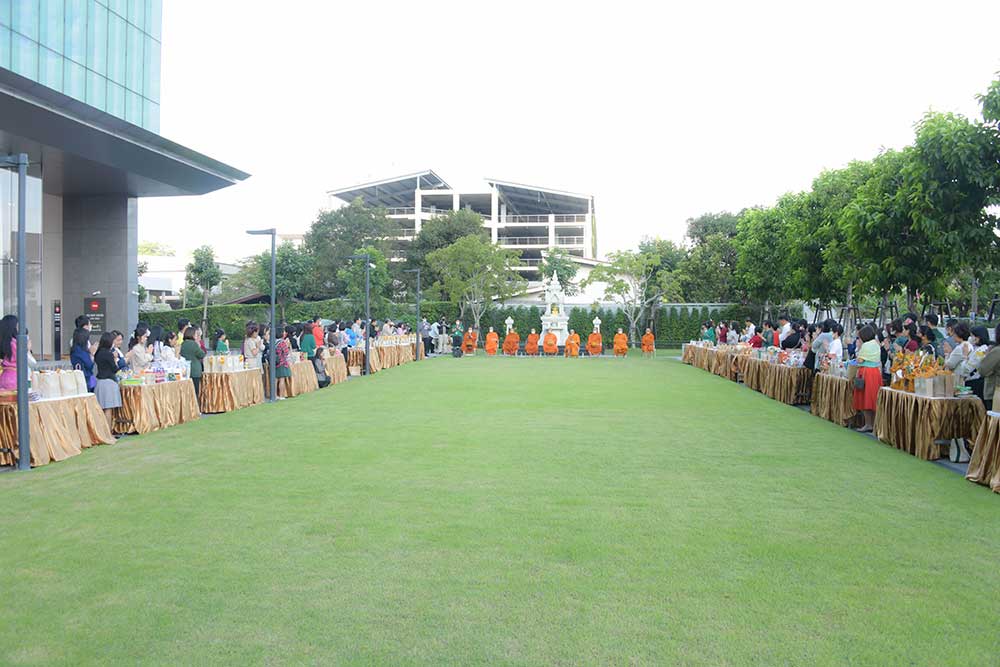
{"left": 744, "top": 319, "right": 756, "bottom": 338}
{"left": 778, "top": 315, "right": 792, "bottom": 343}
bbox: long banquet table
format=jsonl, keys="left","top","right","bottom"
{"left": 810, "top": 373, "right": 858, "bottom": 426}
{"left": 966, "top": 410, "right": 1000, "bottom": 494}
{"left": 114, "top": 380, "right": 201, "bottom": 435}
{"left": 0, "top": 394, "right": 115, "bottom": 467}
{"left": 873, "top": 387, "right": 985, "bottom": 461}
{"left": 324, "top": 354, "right": 349, "bottom": 385}
{"left": 199, "top": 369, "right": 265, "bottom": 414}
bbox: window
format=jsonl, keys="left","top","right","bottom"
{"left": 11, "top": 30, "right": 37, "bottom": 79}
{"left": 126, "top": 0, "right": 141, "bottom": 29}
{"left": 0, "top": 27, "right": 10, "bottom": 70}
{"left": 125, "top": 88, "right": 141, "bottom": 125}
{"left": 107, "top": 0, "right": 125, "bottom": 19}
{"left": 64, "top": 0, "right": 86, "bottom": 63}
{"left": 39, "top": 0, "right": 61, "bottom": 51}
{"left": 86, "top": 69, "right": 106, "bottom": 109}
{"left": 125, "top": 22, "right": 141, "bottom": 91}
{"left": 39, "top": 45, "right": 62, "bottom": 91}
{"left": 87, "top": 0, "right": 107, "bottom": 74}
{"left": 107, "top": 80, "right": 125, "bottom": 118}
{"left": 106, "top": 10, "right": 124, "bottom": 83}
{"left": 12, "top": 0, "right": 39, "bottom": 41}
{"left": 63, "top": 58, "right": 86, "bottom": 100}
{"left": 0, "top": 0, "right": 10, "bottom": 27}
{"left": 143, "top": 97, "right": 158, "bottom": 131}
{"left": 146, "top": 0, "right": 160, "bottom": 40}
{"left": 144, "top": 34, "right": 158, "bottom": 101}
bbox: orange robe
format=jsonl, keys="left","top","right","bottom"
{"left": 503, "top": 332, "right": 520, "bottom": 355}
{"left": 587, "top": 332, "right": 603, "bottom": 356}
{"left": 641, "top": 333, "right": 655, "bottom": 353}
{"left": 485, "top": 332, "right": 499, "bottom": 356}
{"left": 525, "top": 333, "right": 540, "bottom": 355}
{"left": 565, "top": 333, "right": 581, "bottom": 357}
{"left": 613, "top": 333, "right": 629, "bottom": 357}
{"left": 462, "top": 331, "right": 477, "bottom": 354}
{"left": 542, "top": 332, "right": 558, "bottom": 355}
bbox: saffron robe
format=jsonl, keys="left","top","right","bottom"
{"left": 525, "top": 333, "right": 540, "bottom": 355}
{"left": 565, "top": 333, "right": 581, "bottom": 357}
{"left": 587, "top": 332, "right": 603, "bottom": 356}
{"left": 614, "top": 333, "right": 629, "bottom": 357}
{"left": 543, "top": 332, "right": 558, "bottom": 355}
{"left": 641, "top": 332, "right": 655, "bottom": 353}
{"left": 485, "top": 332, "right": 499, "bottom": 356}
{"left": 503, "top": 332, "right": 520, "bottom": 355}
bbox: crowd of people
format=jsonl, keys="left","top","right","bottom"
{"left": 701, "top": 312, "right": 1000, "bottom": 432}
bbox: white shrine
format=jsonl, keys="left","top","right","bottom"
{"left": 541, "top": 272, "right": 570, "bottom": 345}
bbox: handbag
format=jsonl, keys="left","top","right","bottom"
{"left": 854, "top": 375, "right": 866, "bottom": 391}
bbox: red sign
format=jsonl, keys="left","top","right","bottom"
{"left": 85, "top": 298, "right": 106, "bottom": 332}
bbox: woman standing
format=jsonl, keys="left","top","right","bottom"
{"left": 244, "top": 323, "right": 263, "bottom": 370}
{"left": 0, "top": 315, "right": 20, "bottom": 392}
{"left": 127, "top": 327, "right": 153, "bottom": 374}
{"left": 93, "top": 331, "right": 122, "bottom": 433}
{"left": 70, "top": 327, "right": 96, "bottom": 391}
{"left": 275, "top": 326, "right": 294, "bottom": 398}
{"left": 944, "top": 322, "right": 974, "bottom": 384}
{"left": 180, "top": 327, "right": 206, "bottom": 396}
{"left": 853, "top": 325, "right": 883, "bottom": 433}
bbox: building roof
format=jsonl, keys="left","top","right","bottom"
{"left": 0, "top": 68, "right": 249, "bottom": 197}
{"left": 487, "top": 178, "right": 591, "bottom": 215}
{"left": 327, "top": 170, "right": 450, "bottom": 207}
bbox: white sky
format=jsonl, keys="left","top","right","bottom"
{"left": 139, "top": 0, "right": 1000, "bottom": 264}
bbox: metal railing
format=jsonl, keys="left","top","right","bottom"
{"left": 499, "top": 236, "right": 549, "bottom": 246}
{"left": 554, "top": 214, "right": 587, "bottom": 223}
{"left": 506, "top": 214, "right": 549, "bottom": 224}
{"left": 519, "top": 258, "right": 543, "bottom": 266}
{"left": 556, "top": 236, "right": 585, "bottom": 245}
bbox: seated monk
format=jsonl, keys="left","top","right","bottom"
{"left": 525, "top": 329, "right": 540, "bottom": 356}
{"left": 613, "top": 328, "right": 629, "bottom": 357}
{"left": 485, "top": 327, "right": 500, "bottom": 356}
{"left": 542, "top": 331, "right": 558, "bottom": 355}
{"left": 503, "top": 329, "right": 520, "bottom": 356}
{"left": 641, "top": 328, "right": 655, "bottom": 357}
{"left": 565, "top": 329, "right": 581, "bottom": 357}
{"left": 587, "top": 331, "right": 603, "bottom": 356}
{"left": 462, "top": 329, "right": 477, "bottom": 354}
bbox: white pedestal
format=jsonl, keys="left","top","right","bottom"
{"left": 541, "top": 314, "right": 570, "bottom": 346}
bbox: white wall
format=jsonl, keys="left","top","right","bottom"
{"left": 40, "top": 193, "right": 62, "bottom": 358}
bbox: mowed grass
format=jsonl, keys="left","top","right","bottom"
{"left": 2, "top": 355, "right": 999, "bottom": 666}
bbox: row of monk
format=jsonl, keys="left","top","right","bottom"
{"left": 459, "top": 327, "right": 658, "bottom": 357}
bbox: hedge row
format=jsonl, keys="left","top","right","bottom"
{"left": 140, "top": 300, "right": 803, "bottom": 349}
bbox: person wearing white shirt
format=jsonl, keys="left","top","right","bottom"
{"left": 744, "top": 319, "right": 756, "bottom": 339}
{"left": 778, "top": 315, "right": 792, "bottom": 343}
{"left": 828, "top": 325, "right": 843, "bottom": 362}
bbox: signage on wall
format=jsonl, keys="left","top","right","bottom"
{"left": 85, "top": 297, "right": 106, "bottom": 333}
{"left": 52, "top": 300, "right": 62, "bottom": 361}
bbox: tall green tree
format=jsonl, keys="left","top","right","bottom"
{"left": 734, "top": 204, "right": 792, "bottom": 307}
{"left": 426, "top": 236, "right": 526, "bottom": 337}
{"left": 137, "top": 241, "right": 175, "bottom": 256}
{"left": 677, "top": 234, "right": 739, "bottom": 302}
{"left": 186, "top": 245, "right": 223, "bottom": 331}
{"left": 405, "top": 209, "right": 487, "bottom": 274}
{"left": 251, "top": 241, "right": 312, "bottom": 323}
{"left": 685, "top": 211, "right": 740, "bottom": 245}
{"left": 539, "top": 248, "right": 579, "bottom": 295}
{"left": 581, "top": 249, "right": 663, "bottom": 344}
{"left": 337, "top": 246, "right": 392, "bottom": 318}
{"left": 304, "top": 198, "right": 394, "bottom": 298}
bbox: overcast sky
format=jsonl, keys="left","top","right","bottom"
{"left": 139, "top": 0, "right": 1000, "bottom": 263}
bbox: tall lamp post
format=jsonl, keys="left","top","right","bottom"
{"left": 403, "top": 268, "right": 421, "bottom": 361}
{"left": 349, "top": 253, "right": 372, "bottom": 375}
{"left": 2, "top": 153, "right": 29, "bottom": 470}
{"left": 246, "top": 228, "right": 277, "bottom": 402}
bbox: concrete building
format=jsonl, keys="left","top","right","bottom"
{"left": 0, "top": 0, "right": 247, "bottom": 356}
{"left": 328, "top": 170, "right": 596, "bottom": 281}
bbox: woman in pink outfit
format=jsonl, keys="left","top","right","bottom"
{"left": 0, "top": 315, "right": 20, "bottom": 391}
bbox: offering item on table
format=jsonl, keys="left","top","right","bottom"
{"left": 890, "top": 351, "right": 953, "bottom": 396}
{"left": 30, "top": 369, "right": 88, "bottom": 399}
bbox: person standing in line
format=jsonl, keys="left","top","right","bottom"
{"left": 430, "top": 319, "right": 441, "bottom": 355}
{"left": 438, "top": 318, "right": 451, "bottom": 354}
{"left": 244, "top": 323, "right": 263, "bottom": 370}
{"left": 127, "top": 327, "right": 153, "bottom": 374}
{"left": 852, "top": 325, "right": 883, "bottom": 433}
{"left": 71, "top": 327, "right": 96, "bottom": 392}
{"left": 274, "top": 326, "right": 294, "bottom": 399}
{"left": 299, "top": 322, "right": 317, "bottom": 359}
{"left": 93, "top": 331, "right": 122, "bottom": 434}
{"left": 180, "top": 327, "right": 206, "bottom": 397}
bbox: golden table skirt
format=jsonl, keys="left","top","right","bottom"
{"left": 199, "top": 369, "right": 265, "bottom": 414}
{"left": 115, "top": 380, "right": 200, "bottom": 435}
{"left": 742, "top": 357, "right": 767, "bottom": 392}
{"left": 289, "top": 360, "right": 319, "bottom": 397}
{"left": 681, "top": 344, "right": 696, "bottom": 365}
{"left": 759, "top": 363, "right": 813, "bottom": 405}
{"left": 324, "top": 354, "right": 349, "bottom": 385}
{"left": 811, "top": 373, "right": 858, "bottom": 426}
{"left": 683, "top": 345, "right": 715, "bottom": 372}
{"left": 0, "top": 394, "right": 114, "bottom": 467}
{"left": 873, "top": 387, "right": 985, "bottom": 461}
{"left": 967, "top": 411, "right": 1000, "bottom": 494}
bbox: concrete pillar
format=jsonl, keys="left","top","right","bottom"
{"left": 452, "top": 193, "right": 459, "bottom": 211}
{"left": 490, "top": 187, "right": 499, "bottom": 244}
{"left": 414, "top": 186, "right": 422, "bottom": 235}
{"left": 62, "top": 195, "right": 138, "bottom": 345}
{"left": 548, "top": 213, "right": 556, "bottom": 248}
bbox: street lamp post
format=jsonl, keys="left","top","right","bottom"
{"left": 246, "top": 228, "right": 277, "bottom": 402}
{"left": 349, "top": 254, "right": 372, "bottom": 376}
{"left": 1, "top": 153, "right": 30, "bottom": 470}
{"left": 403, "top": 268, "right": 421, "bottom": 361}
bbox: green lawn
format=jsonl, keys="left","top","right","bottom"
{"left": 2, "top": 355, "right": 998, "bottom": 665}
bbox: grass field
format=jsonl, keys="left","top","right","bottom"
{"left": 2, "top": 355, "right": 999, "bottom": 665}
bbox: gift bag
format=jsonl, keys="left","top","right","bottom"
{"left": 73, "top": 369, "right": 88, "bottom": 396}
{"left": 59, "top": 370, "right": 78, "bottom": 397}
{"left": 914, "top": 377, "right": 934, "bottom": 397}
{"left": 38, "top": 372, "right": 61, "bottom": 398}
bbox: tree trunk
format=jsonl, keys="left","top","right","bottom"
{"left": 845, "top": 282, "right": 854, "bottom": 335}
{"left": 971, "top": 278, "right": 979, "bottom": 321}
{"left": 182, "top": 289, "right": 187, "bottom": 309}
{"left": 906, "top": 286, "right": 915, "bottom": 314}
{"left": 202, "top": 290, "right": 209, "bottom": 333}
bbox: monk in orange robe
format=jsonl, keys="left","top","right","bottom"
{"left": 564, "top": 329, "right": 581, "bottom": 357}
{"left": 525, "top": 329, "right": 540, "bottom": 356}
{"left": 613, "top": 328, "right": 629, "bottom": 357}
{"left": 587, "top": 330, "right": 603, "bottom": 356}
{"left": 462, "top": 329, "right": 477, "bottom": 355}
{"left": 542, "top": 331, "right": 558, "bottom": 355}
{"left": 641, "top": 328, "right": 655, "bottom": 357}
{"left": 503, "top": 329, "right": 520, "bottom": 356}
{"left": 485, "top": 327, "right": 500, "bottom": 356}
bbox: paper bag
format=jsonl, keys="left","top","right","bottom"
{"left": 914, "top": 377, "right": 934, "bottom": 397}
{"left": 73, "top": 369, "right": 88, "bottom": 396}
{"left": 59, "top": 370, "right": 78, "bottom": 397}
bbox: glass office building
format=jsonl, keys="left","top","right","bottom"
{"left": 0, "top": 0, "right": 245, "bottom": 358}
{"left": 0, "top": 0, "right": 162, "bottom": 132}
